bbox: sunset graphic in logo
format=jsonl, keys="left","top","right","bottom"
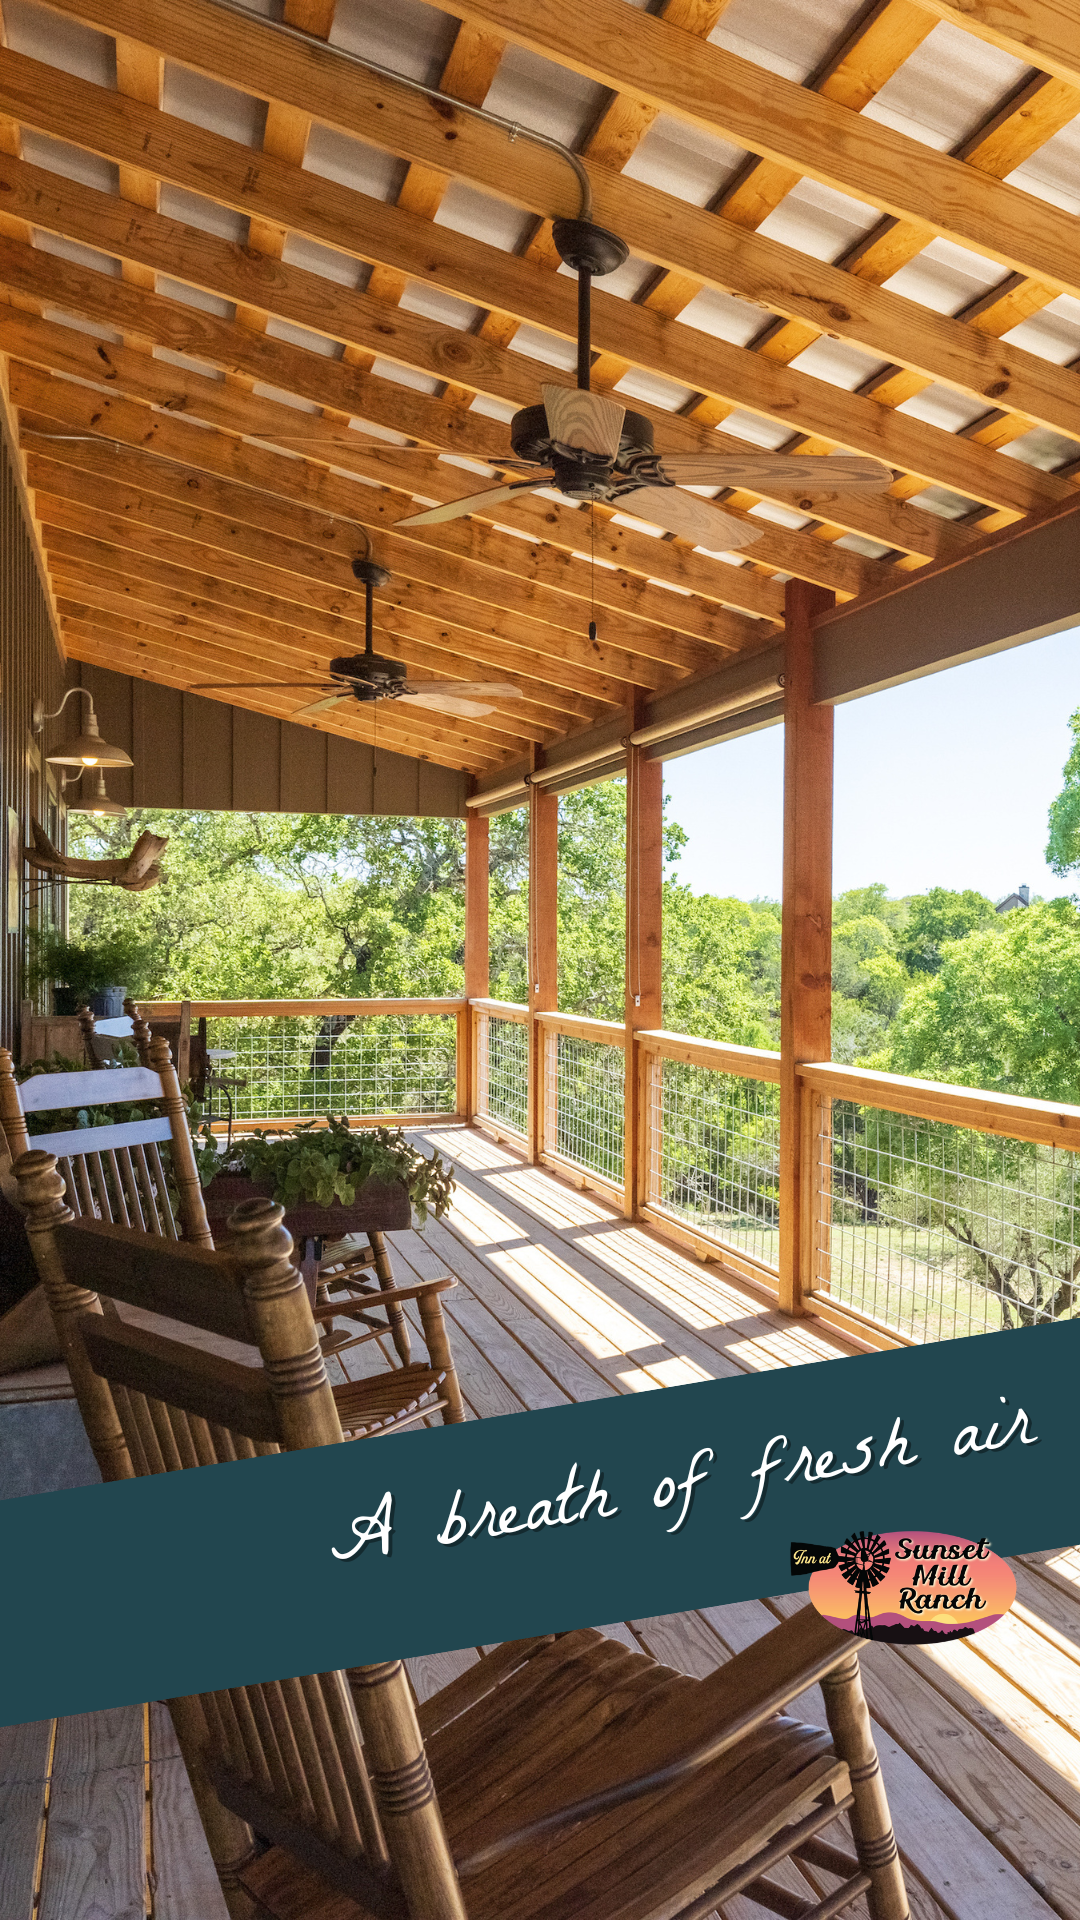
{"left": 808, "top": 1531, "right": 1015, "bottom": 1644}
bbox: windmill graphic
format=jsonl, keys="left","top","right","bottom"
{"left": 837, "top": 1531, "right": 891, "bottom": 1638}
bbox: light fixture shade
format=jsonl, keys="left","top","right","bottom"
{"left": 47, "top": 726, "right": 133, "bottom": 769}
{"left": 65, "top": 769, "right": 128, "bottom": 817}
{"left": 44, "top": 702, "right": 132, "bottom": 768}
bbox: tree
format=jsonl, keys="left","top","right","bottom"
{"left": 882, "top": 898, "right": 1080, "bottom": 1103}
{"left": 1047, "top": 704, "right": 1080, "bottom": 876}
{"left": 893, "top": 886, "right": 998, "bottom": 975}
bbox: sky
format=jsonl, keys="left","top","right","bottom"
{"left": 662, "top": 623, "right": 1080, "bottom": 904}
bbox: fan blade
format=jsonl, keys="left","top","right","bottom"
{"left": 655, "top": 452, "right": 893, "bottom": 493}
{"left": 399, "top": 681, "right": 524, "bottom": 700}
{"left": 616, "top": 485, "right": 763, "bottom": 551}
{"left": 295, "top": 693, "right": 352, "bottom": 716}
{"left": 542, "top": 385, "right": 625, "bottom": 460}
{"left": 192, "top": 679, "right": 336, "bottom": 690}
{"left": 408, "top": 693, "right": 503, "bottom": 718}
{"left": 395, "top": 479, "right": 549, "bottom": 527}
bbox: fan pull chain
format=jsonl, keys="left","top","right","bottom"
{"left": 589, "top": 506, "right": 598, "bottom": 645}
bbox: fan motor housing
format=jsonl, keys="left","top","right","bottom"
{"left": 509, "top": 404, "right": 654, "bottom": 470}
{"left": 330, "top": 651, "right": 408, "bottom": 700}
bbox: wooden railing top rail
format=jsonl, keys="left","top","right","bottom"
{"left": 637, "top": 1032, "right": 782, "bottom": 1083}
{"left": 469, "top": 998, "right": 530, "bottom": 1022}
{"left": 139, "top": 998, "right": 468, "bottom": 1018}
{"left": 534, "top": 1009, "right": 626, "bottom": 1045}
{"left": 799, "top": 1061, "right": 1080, "bottom": 1152}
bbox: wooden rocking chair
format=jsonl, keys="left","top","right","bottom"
{"left": 17, "top": 1176, "right": 908, "bottom": 1920}
{"left": 0, "top": 1037, "right": 213, "bottom": 1402}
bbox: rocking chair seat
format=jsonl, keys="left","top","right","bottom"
{"left": 332, "top": 1364, "right": 447, "bottom": 1436}
{"left": 242, "top": 1620, "right": 898, "bottom": 1920}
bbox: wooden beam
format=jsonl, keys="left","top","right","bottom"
{"left": 527, "top": 779, "right": 559, "bottom": 1161}
{"left": 0, "top": 224, "right": 996, "bottom": 569}
{"left": 779, "top": 578, "right": 835, "bottom": 1319}
{"left": 59, "top": 612, "right": 506, "bottom": 768}
{"left": 624, "top": 716, "right": 664, "bottom": 1220}
{"left": 41, "top": 528, "right": 595, "bottom": 729}
{"left": 911, "top": 0, "right": 1080, "bottom": 89}
{"left": 464, "top": 811, "right": 490, "bottom": 1003}
{"left": 1, "top": 65, "right": 1073, "bottom": 524}
{"left": 47, "top": 568, "right": 554, "bottom": 748}
{"left": 28, "top": 476, "right": 642, "bottom": 709}
{"left": 17, "top": 423, "right": 699, "bottom": 688}
{"left": 0, "top": 155, "right": 1067, "bottom": 533}
{"left": 0, "top": 308, "right": 786, "bottom": 626}
{"left": 59, "top": 627, "right": 493, "bottom": 772}
{"left": 41, "top": 0, "right": 1080, "bottom": 306}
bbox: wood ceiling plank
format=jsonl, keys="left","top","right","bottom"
{"left": 0, "top": 312, "right": 783, "bottom": 624}
{"left": 910, "top": 0, "right": 1080, "bottom": 89}
{"left": 52, "top": 579, "right": 543, "bottom": 750}
{"left": 60, "top": 626, "right": 493, "bottom": 772}
{"left": 15, "top": 384, "right": 721, "bottom": 671}
{"left": 43, "top": 0, "right": 1080, "bottom": 299}
{"left": 24, "top": 456, "right": 675, "bottom": 696}
{"left": 45, "top": 550, "right": 570, "bottom": 742}
{"left": 57, "top": 609, "right": 509, "bottom": 765}
{"left": 42, "top": 527, "right": 599, "bottom": 726}
{"left": 4, "top": 54, "right": 1077, "bottom": 470}
{"left": 34, "top": 492, "right": 629, "bottom": 712}
{"left": 0, "top": 192, "right": 992, "bottom": 557}
{"left": 0, "top": 219, "right": 1052, "bottom": 557}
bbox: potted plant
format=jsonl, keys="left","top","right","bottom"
{"left": 198, "top": 1116, "right": 455, "bottom": 1239}
{"left": 26, "top": 928, "right": 153, "bottom": 1016}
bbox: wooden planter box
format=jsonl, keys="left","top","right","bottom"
{"left": 201, "top": 1173, "right": 412, "bottom": 1246}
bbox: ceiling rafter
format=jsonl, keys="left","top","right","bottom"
{"left": 14, "top": 386, "right": 728, "bottom": 675}
{"left": 3, "top": 49, "right": 1077, "bottom": 463}
{"left": 23, "top": 444, "right": 689, "bottom": 696}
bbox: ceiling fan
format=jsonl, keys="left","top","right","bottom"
{"left": 193, "top": 556, "right": 524, "bottom": 720}
{"left": 394, "top": 219, "right": 894, "bottom": 551}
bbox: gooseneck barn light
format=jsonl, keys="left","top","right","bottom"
{"left": 32, "top": 687, "right": 134, "bottom": 769}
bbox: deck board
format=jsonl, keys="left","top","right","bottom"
{"left": 6, "top": 1134, "right": 1080, "bottom": 1917}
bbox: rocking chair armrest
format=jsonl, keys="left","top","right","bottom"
{"left": 312, "top": 1277, "right": 457, "bottom": 1320}
{"left": 454, "top": 1609, "right": 854, "bottom": 1878}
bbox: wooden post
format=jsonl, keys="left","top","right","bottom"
{"left": 779, "top": 578, "right": 835, "bottom": 1316}
{"left": 527, "top": 782, "right": 558, "bottom": 1162}
{"left": 463, "top": 810, "right": 489, "bottom": 1119}
{"left": 624, "top": 734, "right": 664, "bottom": 1219}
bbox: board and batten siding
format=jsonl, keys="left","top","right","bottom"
{"left": 0, "top": 404, "right": 65, "bottom": 1055}
{"left": 69, "top": 663, "right": 467, "bottom": 818}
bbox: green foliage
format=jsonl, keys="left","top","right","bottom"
{"left": 26, "top": 927, "right": 155, "bottom": 1000}
{"left": 1047, "top": 705, "right": 1080, "bottom": 876}
{"left": 893, "top": 886, "right": 998, "bottom": 975}
{"left": 224, "top": 1119, "right": 455, "bottom": 1222}
{"left": 880, "top": 898, "right": 1080, "bottom": 1102}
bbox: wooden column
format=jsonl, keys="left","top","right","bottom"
{"left": 779, "top": 578, "right": 835, "bottom": 1316}
{"left": 527, "top": 781, "right": 558, "bottom": 1161}
{"left": 463, "top": 810, "right": 489, "bottom": 1118}
{"left": 624, "top": 736, "right": 664, "bottom": 1219}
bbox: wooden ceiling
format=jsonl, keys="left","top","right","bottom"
{"left": 1, "top": 0, "right": 1079, "bottom": 776}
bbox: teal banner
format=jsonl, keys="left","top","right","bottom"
{"left": 2, "top": 1321, "right": 1078, "bottom": 1725}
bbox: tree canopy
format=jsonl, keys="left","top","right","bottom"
{"left": 65, "top": 778, "right": 1069, "bottom": 1099}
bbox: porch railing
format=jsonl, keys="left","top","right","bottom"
{"left": 139, "top": 995, "right": 1080, "bottom": 1351}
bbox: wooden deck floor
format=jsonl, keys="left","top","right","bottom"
{"left": 3, "top": 1126, "right": 1080, "bottom": 1918}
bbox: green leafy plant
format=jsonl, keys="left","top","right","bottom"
{"left": 217, "top": 1117, "right": 455, "bottom": 1224}
{"left": 25, "top": 928, "right": 155, "bottom": 1003}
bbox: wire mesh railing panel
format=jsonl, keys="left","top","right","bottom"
{"left": 815, "top": 1100, "right": 1080, "bottom": 1341}
{"left": 481, "top": 1015, "right": 529, "bottom": 1137}
{"left": 546, "top": 1032, "right": 625, "bottom": 1187}
{"left": 203, "top": 1015, "right": 458, "bottom": 1121}
{"left": 648, "top": 1058, "right": 780, "bottom": 1270}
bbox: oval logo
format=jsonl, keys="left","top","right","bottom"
{"left": 808, "top": 1530, "right": 1015, "bottom": 1645}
